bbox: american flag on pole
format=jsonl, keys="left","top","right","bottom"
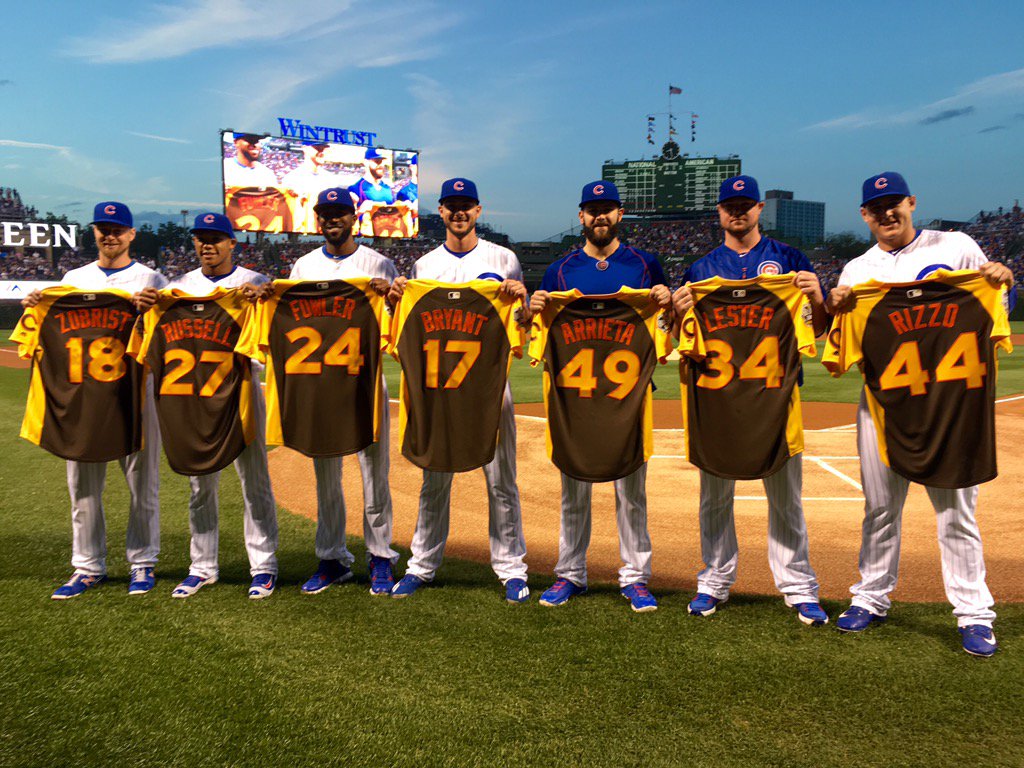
{"left": 669, "top": 85, "right": 682, "bottom": 95}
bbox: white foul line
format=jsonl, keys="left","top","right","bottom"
{"left": 807, "top": 456, "right": 863, "bottom": 491}
{"left": 736, "top": 496, "right": 862, "bottom": 502}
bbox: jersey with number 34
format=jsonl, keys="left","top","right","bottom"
{"left": 823, "top": 269, "right": 1011, "bottom": 488}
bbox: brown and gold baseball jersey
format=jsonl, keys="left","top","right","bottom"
{"left": 129, "top": 288, "right": 254, "bottom": 475}
{"left": 823, "top": 269, "right": 1011, "bottom": 488}
{"left": 678, "top": 275, "right": 818, "bottom": 480}
{"left": 236, "top": 278, "right": 388, "bottom": 457}
{"left": 386, "top": 280, "right": 524, "bottom": 472}
{"left": 10, "top": 287, "right": 143, "bottom": 461}
{"left": 529, "top": 289, "right": 672, "bottom": 482}
{"left": 225, "top": 187, "right": 294, "bottom": 234}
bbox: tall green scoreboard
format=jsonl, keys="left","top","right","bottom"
{"left": 601, "top": 146, "right": 741, "bottom": 214}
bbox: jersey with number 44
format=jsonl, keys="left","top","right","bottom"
{"left": 11, "top": 288, "right": 142, "bottom": 462}
{"left": 529, "top": 289, "right": 672, "bottom": 482}
{"left": 823, "top": 269, "right": 1011, "bottom": 488}
{"left": 387, "top": 280, "right": 524, "bottom": 472}
{"left": 679, "top": 275, "right": 817, "bottom": 480}
{"left": 130, "top": 289, "right": 255, "bottom": 475}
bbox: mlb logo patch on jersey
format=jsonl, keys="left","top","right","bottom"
{"left": 83, "top": 294, "right": 96, "bottom": 302}
{"left": 316, "top": 282, "right": 330, "bottom": 290}
{"left": 591, "top": 302, "right": 605, "bottom": 310}
{"left": 447, "top": 291, "right": 461, "bottom": 300}
{"left": 192, "top": 304, "right": 205, "bottom": 312}
{"left": 732, "top": 290, "right": 747, "bottom": 298}
{"left": 757, "top": 261, "right": 782, "bottom": 276}
{"left": 906, "top": 289, "right": 923, "bottom": 299}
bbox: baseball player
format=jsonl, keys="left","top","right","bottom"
{"left": 281, "top": 142, "right": 333, "bottom": 233}
{"left": 671, "top": 175, "right": 828, "bottom": 626}
{"left": 386, "top": 178, "right": 529, "bottom": 603}
{"left": 21, "top": 202, "right": 165, "bottom": 599}
{"left": 827, "top": 171, "right": 1014, "bottom": 657}
{"left": 163, "top": 212, "right": 279, "bottom": 599}
{"left": 348, "top": 148, "right": 395, "bottom": 236}
{"left": 284, "top": 187, "right": 399, "bottom": 595}
{"left": 223, "top": 133, "right": 278, "bottom": 188}
{"left": 530, "top": 180, "right": 671, "bottom": 612}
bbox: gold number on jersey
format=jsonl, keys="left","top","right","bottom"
{"left": 422, "top": 339, "right": 482, "bottom": 389}
{"left": 160, "top": 349, "right": 235, "bottom": 397}
{"left": 696, "top": 337, "right": 783, "bottom": 390}
{"left": 556, "top": 348, "right": 641, "bottom": 399}
{"left": 880, "top": 334, "right": 986, "bottom": 395}
{"left": 284, "top": 327, "right": 365, "bottom": 376}
{"left": 65, "top": 336, "right": 127, "bottom": 384}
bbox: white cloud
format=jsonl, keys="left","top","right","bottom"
{"left": 805, "top": 66, "right": 1024, "bottom": 131}
{"left": 127, "top": 131, "right": 191, "bottom": 145}
{"left": 0, "top": 138, "right": 71, "bottom": 157}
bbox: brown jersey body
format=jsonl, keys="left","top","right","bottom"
{"left": 14, "top": 290, "right": 142, "bottom": 461}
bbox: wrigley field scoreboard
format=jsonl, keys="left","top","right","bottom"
{"left": 601, "top": 148, "right": 741, "bottom": 215}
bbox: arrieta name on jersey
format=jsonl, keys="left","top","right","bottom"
{"left": 679, "top": 275, "right": 818, "bottom": 480}
{"left": 130, "top": 288, "right": 255, "bottom": 475}
{"left": 11, "top": 288, "right": 143, "bottom": 461}
{"left": 387, "top": 280, "right": 524, "bottom": 472}
{"left": 823, "top": 269, "right": 1012, "bottom": 488}
{"left": 529, "top": 289, "right": 672, "bottom": 482}
{"left": 236, "top": 278, "right": 389, "bottom": 457}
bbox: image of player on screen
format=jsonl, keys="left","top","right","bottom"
{"left": 395, "top": 155, "right": 419, "bottom": 237}
{"left": 223, "top": 133, "right": 278, "bottom": 188}
{"left": 281, "top": 142, "right": 333, "bottom": 233}
{"left": 223, "top": 132, "right": 293, "bottom": 234}
{"left": 348, "top": 148, "right": 398, "bottom": 237}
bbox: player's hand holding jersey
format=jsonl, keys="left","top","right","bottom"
{"left": 679, "top": 274, "right": 818, "bottom": 480}
{"left": 823, "top": 269, "right": 1012, "bottom": 488}
{"left": 12, "top": 287, "right": 143, "bottom": 461}
{"left": 529, "top": 288, "right": 672, "bottom": 482}
{"left": 386, "top": 279, "right": 524, "bottom": 472}
{"left": 129, "top": 288, "right": 256, "bottom": 475}
{"left": 236, "top": 278, "right": 390, "bottom": 457}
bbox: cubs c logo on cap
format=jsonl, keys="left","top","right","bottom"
{"left": 875, "top": 177, "right": 888, "bottom": 189}
{"left": 203, "top": 214, "right": 215, "bottom": 224}
{"left": 104, "top": 204, "right": 117, "bottom": 215}
{"left": 593, "top": 184, "right": 605, "bottom": 195}
{"left": 453, "top": 181, "right": 465, "bottom": 191}
{"left": 733, "top": 180, "right": 745, "bottom": 191}
{"left": 326, "top": 190, "right": 338, "bottom": 201}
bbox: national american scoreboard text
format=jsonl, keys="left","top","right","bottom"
{"left": 601, "top": 152, "right": 741, "bottom": 215}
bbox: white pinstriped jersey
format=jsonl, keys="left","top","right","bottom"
{"left": 169, "top": 266, "right": 269, "bottom": 292}
{"left": 838, "top": 230, "right": 987, "bottom": 286}
{"left": 413, "top": 239, "right": 523, "bottom": 283}
{"left": 63, "top": 260, "right": 168, "bottom": 291}
{"left": 290, "top": 244, "right": 398, "bottom": 282}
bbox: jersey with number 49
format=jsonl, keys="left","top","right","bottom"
{"left": 386, "top": 280, "right": 523, "bottom": 472}
{"left": 529, "top": 289, "right": 672, "bottom": 482}
{"left": 679, "top": 275, "right": 817, "bottom": 480}
{"left": 237, "top": 279, "right": 388, "bottom": 457}
{"left": 823, "top": 269, "right": 1011, "bottom": 488}
{"left": 130, "top": 289, "right": 254, "bottom": 475}
{"left": 11, "top": 288, "right": 142, "bottom": 462}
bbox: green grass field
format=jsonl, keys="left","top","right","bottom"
{"left": 1, "top": 360, "right": 1023, "bottom": 765}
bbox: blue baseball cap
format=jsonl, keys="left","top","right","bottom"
{"left": 233, "top": 132, "right": 262, "bottom": 144}
{"left": 365, "top": 147, "right": 386, "bottom": 161}
{"left": 439, "top": 177, "right": 479, "bottom": 203}
{"left": 579, "top": 180, "right": 621, "bottom": 207}
{"left": 90, "top": 201, "right": 133, "bottom": 228}
{"left": 718, "top": 175, "right": 760, "bottom": 203}
{"left": 190, "top": 212, "right": 235, "bottom": 238}
{"left": 862, "top": 171, "right": 911, "bottom": 206}
{"left": 313, "top": 187, "right": 355, "bottom": 212}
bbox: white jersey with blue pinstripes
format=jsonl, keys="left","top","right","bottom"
{"left": 413, "top": 239, "right": 522, "bottom": 283}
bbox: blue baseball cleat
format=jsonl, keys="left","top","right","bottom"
{"left": 391, "top": 574, "right": 425, "bottom": 599}
{"left": 621, "top": 582, "right": 658, "bottom": 612}
{"left": 539, "top": 578, "right": 586, "bottom": 607}
{"left": 128, "top": 566, "right": 156, "bottom": 595}
{"left": 795, "top": 602, "right": 829, "bottom": 626}
{"left": 248, "top": 573, "right": 276, "bottom": 600}
{"left": 688, "top": 592, "right": 722, "bottom": 616}
{"left": 368, "top": 556, "right": 395, "bottom": 596}
{"left": 836, "top": 605, "right": 886, "bottom": 632}
{"left": 959, "top": 625, "right": 998, "bottom": 657}
{"left": 172, "top": 574, "right": 216, "bottom": 598}
{"left": 301, "top": 559, "right": 353, "bottom": 595}
{"left": 504, "top": 578, "right": 530, "bottom": 604}
{"left": 51, "top": 572, "right": 107, "bottom": 600}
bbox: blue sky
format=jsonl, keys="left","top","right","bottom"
{"left": 2, "top": 1, "right": 1023, "bottom": 241}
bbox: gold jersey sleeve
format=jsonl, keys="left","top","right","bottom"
{"left": 528, "top": 288, "right": 672, "bottom": 482}
{"left": 386, "top": 279, "right": 525, "bottom": 472}
{"left": 677, "top": 274, "right": 818, "bottom": 480}
{"left": 822, "top": 269, "right": 1011, "bottom": 487}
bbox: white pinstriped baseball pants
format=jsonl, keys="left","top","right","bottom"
{"left": 312, "top": 378, "right": 398, "bottom": 566}
{"left": 554, "top": 463, "right": 652, "bottom": 588}
{"left": 404, "top": 385, "right": 527, "bottom": 583}
{"left": 696, "top": 456, "right": 820, "bottom": 605}
{"left": 67, "top": 378, "right": 161, "bottom": 576}
{"left": 186, "top": 369, "right": 278, "bottom": 579}
{"left": 851, "top": 392, "right": 995, "bottom": 627}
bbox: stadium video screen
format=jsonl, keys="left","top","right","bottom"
{"left": 221, "top": 131, "right": 419, "bottom": 238}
